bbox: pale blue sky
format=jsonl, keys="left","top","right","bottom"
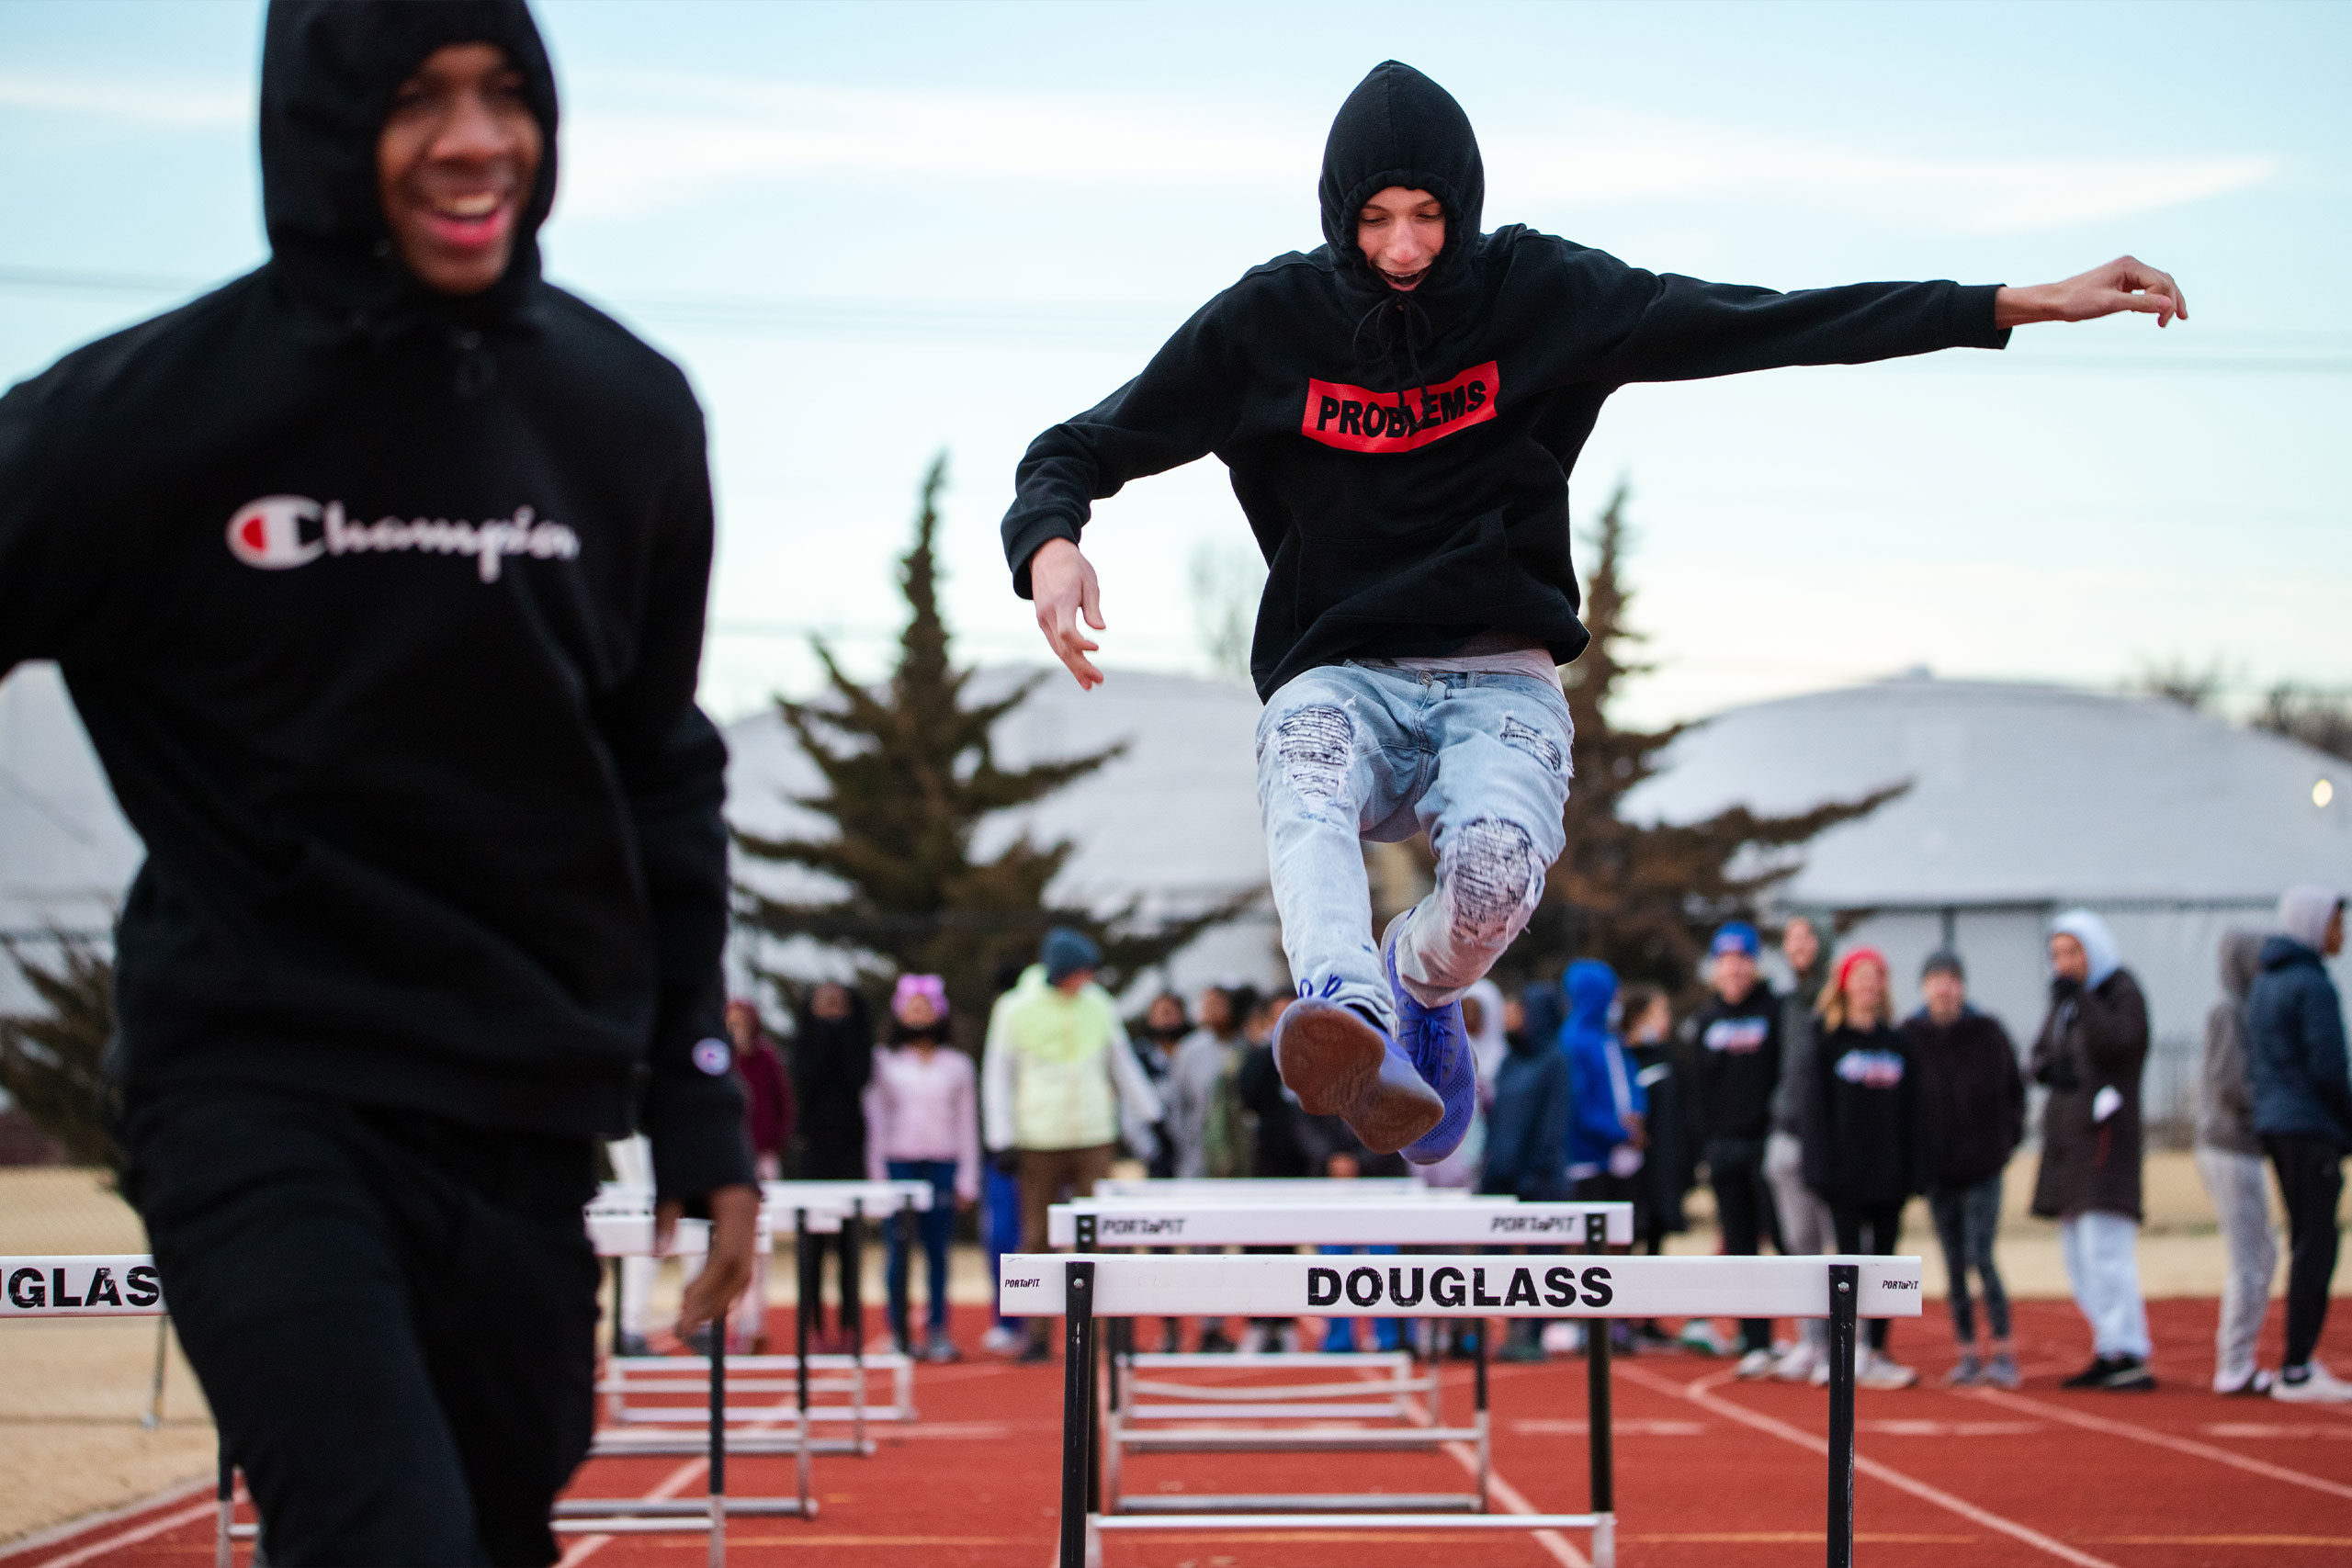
{"left": 3, "top": 0, "right": 2346, "bottom": 724}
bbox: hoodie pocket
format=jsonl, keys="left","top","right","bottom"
{"left": 1294, "top": 508, "right": 1521, "bottom": 627}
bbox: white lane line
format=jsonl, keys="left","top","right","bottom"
{"left": 1615, "top": 1362, "right": 2119, "bottom": 1568}
{"left": 551, "top": 1530, "right": 611, "bottom": 1567}
{"left": 1436, "top": 1440, "right": 1592, "bottom": 1568}
{"left": 551, "top": 1454, "right": 711, "bottom": 1568}
{"left": 1968, "top": 1386, "right": 2352, "bottom": 1505}
{"left": 1403, "top": 1359, "right": 1590, "bottom": 1568}
{"left": 29, "top": 1498, "right": 219, "bottom": 1568}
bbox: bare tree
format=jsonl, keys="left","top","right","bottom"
{"left": 1189, "top": 541, "right": 1266, "bottom": 683}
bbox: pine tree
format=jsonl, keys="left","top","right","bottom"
{"left": 0, "top": 935, "right": 122, "bottom": 1176}
{"left": 1504, "top": 482, "right": 1902, "bottom": 997}
{"left": 733, "top": 456, "right": 1254, "bottom": 1036}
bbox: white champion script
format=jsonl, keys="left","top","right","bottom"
{"left": 226, "top": 495, "right": 581, "bottom": 582}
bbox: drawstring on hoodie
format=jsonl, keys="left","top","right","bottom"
{"left": 1351, "top": 288, "right": 1439, "bottom": 433}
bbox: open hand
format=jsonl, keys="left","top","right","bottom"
{"left": 658, "top": 1182, "right": 761, "bottom": 1340}
{"left": 1030, "top": 536, "right": 1106, "bottom": 689}
{"left": 1996, "top": 256, "right": 2186, "bottom": 329}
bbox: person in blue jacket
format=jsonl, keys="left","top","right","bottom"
{"left": 2249, "top": 885, "right": 2351, "bottom": 1403}
{"left": 1559, "top": 960, "right": 1648, "bottom": 1198}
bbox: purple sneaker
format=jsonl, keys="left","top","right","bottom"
{"left": 1382, "top": 912, "right": 1476, "bottom": 1166}
{"left": 1272, "top": 999, "right": 1442, "bottom": 1156}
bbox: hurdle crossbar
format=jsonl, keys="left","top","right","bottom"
{"left": 1006, "top": 1249, "right": 1919, "bottom": 1568}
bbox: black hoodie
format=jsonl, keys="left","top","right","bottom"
{"left": 1001, "top": 62, "right": 2010, "bottom": 701}
{"left": 0, "top": 0, "right": 751, "bottom": 1201}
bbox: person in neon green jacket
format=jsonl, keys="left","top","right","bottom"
{"left": 981, "top": 929, "right": 1163, "bottom": 1359}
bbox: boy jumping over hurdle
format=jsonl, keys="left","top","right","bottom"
{"left": 1003, "top": 60, "right": 2182, "bottom": 1163}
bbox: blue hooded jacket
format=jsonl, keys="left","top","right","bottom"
{"left": 2247, "top": 935, "right": 2352, "bottom": 1147}
{"left": 1559, "top": 960, "right": 1646, "bottom": 1179}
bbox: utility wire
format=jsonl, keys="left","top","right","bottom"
{"left": 6, "top": 263, "right": 2351, "bottom": 369}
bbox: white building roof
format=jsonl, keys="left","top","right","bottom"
{"left": 1623, "top": 673, "right": 2350, "bottom": 908}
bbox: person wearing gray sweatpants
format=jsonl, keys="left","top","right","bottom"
{"left": 2196, "top": 930, "right": 2278, "bottom": 1395}
{"left": 1765, "top": 915, "right": 1836, "bottom": 1382}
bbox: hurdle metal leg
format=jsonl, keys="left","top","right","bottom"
{"left": 844, "top": 1204, "right": 867, "bottom": 1454}
{"left": 215, "top": 1445, "right": 232, "bottom": 1568}
{"left": 1058, "top": 1260, "right": 1099, "bottom": 1568}
{"left": 1584, "top": 1212, "right": 1616, "bottom": 1568}
{"left": 796, "top": 1209, "right": 814, "bottom": 1509}
{"left": 1103, "top": 1302, "right": 1124, "bottom": 1511}
{"left": 1473, "top": 1314, "right": 1490, "bottom": 1510}
{"left": 147, "top": 1311, "right": 169, "bottom": 1432}
{"left": 707, "top": 1310, "right": 727, "bottom": 1568}
{"left": 1826, "top": 1262, "right": 1859, "bottom": 1568}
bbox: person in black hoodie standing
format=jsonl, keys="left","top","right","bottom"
{"left": 1902, "top": 951, "right": 2024, "bottom": 1389}
{"left": 1685, "top": 920, "right": 1785, "bottom": 1374}
{"left": 1001, "top": 59, "right": 2182, "bottom": 1177}
{"left": 1804, "top": 948, "right": 1920, "bottom": 1390}
{"left": 0, "top": 5, "right": 754, "bottom": 1562}
{"left": 792, "top": 980, "right": 873, "bottom": 1353}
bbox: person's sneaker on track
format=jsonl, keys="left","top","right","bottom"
{"left": 2220, "top": 1369, "right": 2274, "bottom": 1396}
{"left": 1773, "top": 1339, "right": 1820, "bottom": 1383}
{"left": 1860, "top": 1349, "right": 1919, "bottom": 1390}
{"left": 1944, "top": 1350, "right": 1983, "bottom": 1387}
{"left": 2272, "top": 1362, "right": 2352, "bottom": 1402}
{"left": 1679, "top": 1320, "right": 1731, "bottom": 1357}
{"left": 2060, "top": 1354, "right": 2126, "bottom": 1389}
{"left": 1272, "top": 996, "right": 1442, "bottom": 1156}
{"left": 2096, "top": 1355, "right": 2156, "bottom": 1391}
{"left": 1982, "top": 1349, "right": 2022, "bottom": 1390}
{"left": 1735, "top": 1347, "right": 1777, "bottom": 1379}
{"left": 1381, "top": 911, "right": 1476, "bottom": 1164}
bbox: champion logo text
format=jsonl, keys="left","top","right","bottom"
{"left": 226, "top": 494, "right": 581, "bottom": 581}
{"left": 1301, "top": 361, "right": 1498, "bottom": 454}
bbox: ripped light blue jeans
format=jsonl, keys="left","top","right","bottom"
{"left": 1255, "top": 661, "right": 1573, "bottom": 1034}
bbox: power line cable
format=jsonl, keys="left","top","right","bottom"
{"left": 6, "top": 263, "right": 2351, "bottom": 368}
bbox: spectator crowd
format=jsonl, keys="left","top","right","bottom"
{"left": 640, "top": 886, "right": 2348, "bottom": 1398}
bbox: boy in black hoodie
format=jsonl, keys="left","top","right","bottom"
{"left": 1002, "top": 60, "right": 2182, "bottom": 1170}
{"left": 0, "top": 4, "right": 752, "bottom": 1562}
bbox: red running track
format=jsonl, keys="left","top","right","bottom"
{"left": 6, "top": 1298, "right": 2346, "bottom": 1568}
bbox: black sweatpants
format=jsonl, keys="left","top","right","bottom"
{"left": 1706, "top": 1136, "right": 1779, "bottom": 1354}
{"left": 1832, "top": 1201, "right": 1905, "bottom": 1352}
{"left": 2266, "top": 1133, "right": 2346, "bottom": 1370}
{"left": 126, "top": 1087, "right": 601, "bottom": 1567}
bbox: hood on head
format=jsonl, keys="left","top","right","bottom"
{"left": 1317, "top": 61, "right": 1484, "bottom": 299}
{"left": 2278, "top": 884, "right": 2345, "bottom": 954}
{"left": 2219, "top": 930, "right": 2265, "bottom": 999}
{"left": 262, "top": 0, "right": 559, "bottom": 329}
{"left": 1514, "top": 985, "right": 1565, "bottom": 1055}
{"left": 2051, "top": 908, "right": 2121, "bottom": 989}
{"left": 1563, "top": 959, "right": 1619, "bottom": 1036}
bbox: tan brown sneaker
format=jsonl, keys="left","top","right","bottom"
{"left": 1272, "top": 998, "right": 1442, "bottom": 1155}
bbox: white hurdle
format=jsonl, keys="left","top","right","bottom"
{"left": 1048, "top": 1199, "right": 1632, "bottom": 1551}
{"left": 1003, "top": 1249, "right": 1922, "bottom": 1568}
{"left": 593, "top": 1179, "right": 933, "bottom": 1459}
{"left": 564, "top": 1210, "right": 815, "bottom": 1551}
{"left": 3, "top": 1257, "right": 227, "bottom": 1566}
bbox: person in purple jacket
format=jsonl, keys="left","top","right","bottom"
{"left": 1000, "top": 59, "right": 2183, "bottom": 1178}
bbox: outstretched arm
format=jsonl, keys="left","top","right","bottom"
{"left": 1995, "top": 256, "right": 2186, "bottom": 329}
{"left": 1004, "top": 293, "right": 1250, "bottom": 689}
